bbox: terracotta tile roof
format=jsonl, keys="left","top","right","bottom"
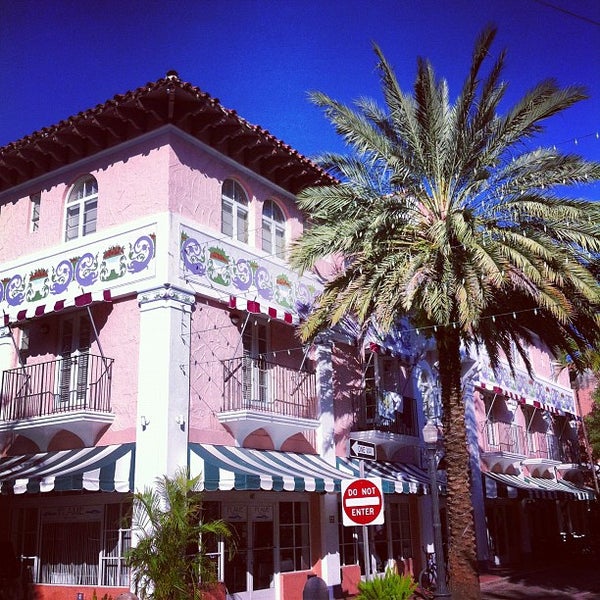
{"left": 0, "top": 71, "right": 333, "bottom": 194}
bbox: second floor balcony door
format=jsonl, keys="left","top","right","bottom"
{"left": 242, "top": 322, "right": 268, "bottom": 406}
{"left": 57, "top": 315, "right": 91, "bottom": 410}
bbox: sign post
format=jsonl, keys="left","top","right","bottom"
{"left": 346, "top": 439, "right": 381, "bottom": 581}
{"left": 341, "top": 475, "right": 384, "bottom": 582}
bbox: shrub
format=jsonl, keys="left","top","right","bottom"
{"left": 356, "top": 568, "right": 417, "bottom": 600}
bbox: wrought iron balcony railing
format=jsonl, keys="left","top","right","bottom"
{"left": 483, "top": 421, "right": 582, "bottom": 464}
{"left": 483, "top": 422, "right": 527, "bottom": 455}
{"left": 1, "top": 353, "right": 113, "bottom": 421}
{"left": 221, "top": 356, "right": 317, "bottom": 420}
{"left": 352, "top": 391, "right": 418, "bottom": 437}
{"left": 527, "top": 431, "right": 563, "bottom": 462}
{"left": 558, "top": 437, "right": 582, "bottom": 464}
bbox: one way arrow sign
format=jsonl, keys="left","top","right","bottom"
{"left": 349, "top": 439, "right": 377, "bottom": 461}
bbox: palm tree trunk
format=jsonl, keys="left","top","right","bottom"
{"left": 436, "top": 328, "right": 481, "bottom": 600}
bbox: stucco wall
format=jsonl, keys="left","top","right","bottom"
{"left": 0, "top": 132, "right": 172, "bottom": 265}
{"left": 167, "top": 133, "right": 305, "bottom": 250}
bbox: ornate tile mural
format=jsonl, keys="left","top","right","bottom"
{"left": 479, "top": 355, "right": 576, "bottom": 416}
{"left": 1, "top": 231, "right": 156, "bottom": 319}
{"left": 180, "top": 226, "right": 320, "bottom": 316}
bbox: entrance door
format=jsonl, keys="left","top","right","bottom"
{"left": 224, "top": 517, "right": 274, "bottom": 599}
{"left": 251, "top": 520, "right": 274, "bottom": 593}
{"left": 56, "top": 315, "right": 91, "bottom": 410}
{"left": 488, "top": 503, "right": 520, "bottom": 566}
{"left": 242, "top": 322, "right": 269, "bottom": 406}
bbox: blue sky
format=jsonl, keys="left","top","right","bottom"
{"left": 1, "top": 0, "right": 599, "bottom": 194}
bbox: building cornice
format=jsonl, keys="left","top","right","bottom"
{"left": 0, "top": 71, "right": 334, "bottom": 195}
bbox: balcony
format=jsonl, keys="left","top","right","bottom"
{"left": 0, "top": 353, "right": 114, "bottom": 450}
{"left": 350, "top": 392, "right": 419, "bottom": 460}
{"left": 483, "top": 422, "right": 527, "bottom": 454}
{"left": 523, "top": 431, "right": 574, "bottom": 476}
{"left": 527, "top": 432, "right": 562, "bottom": 461}
{"left": 219, "top": 356, "right": 319, "bottom": 450}
{"left": 481, "top": 421, "right": 527, "bottom": 472}
{"left": 558, "top": 437, "right": 582, "bottom": 464}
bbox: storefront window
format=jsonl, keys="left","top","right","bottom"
{"left": 338, "top": 500, "right": 413, "bottom": 571}
{"left": 279, "top": 501, "right": 310, "bottom": 571}
{"left": 41, "top": 521, "right": 101, "bottom": 584}
{"left": 100, "top": 503, "right": 132, "bottom": 586}
{"left": 339, "top": 520, "right": 360, "bottom": 567}
{"left": 12, "top": 502, "right": 131, "bottom": 586}
{"left": 390, "top": 501, "right": 413, "bottom": 560}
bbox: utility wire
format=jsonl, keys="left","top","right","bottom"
{"left": 533, "top": 0, "right": 600, "bottom": 27}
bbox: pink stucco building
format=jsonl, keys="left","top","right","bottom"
{"left": 0, "top": 73, "right": 595, "bottom": 600}
{"left": 0, "top": 73, "right": 438, "bottom": 600}
{"left": 467, "top": 340, "right": 597, "bottom": 568}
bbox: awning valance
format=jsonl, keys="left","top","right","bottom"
{"left": 336, "top": 457, "right": 432, "bottom": 495}
{"left": 531, "top": 476, "right": 596, "bottom": 501}
{"left": 0, "top": 443, "right": 135, "bottom": 494}
{"left": 188, "top": 444, "right": 428, "bottom": 494}
{"left": 484, "top": 472, "right": 595, "bottom": 501}
{"left": 3, "top": 289, "right": 112, "bottom": 326}
{"left": 228, "top": 296, "right": 296, "bottom": 325}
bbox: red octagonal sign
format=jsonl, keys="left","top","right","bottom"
{"left": 341, "top": 477, "right": 384, "bottom": 526}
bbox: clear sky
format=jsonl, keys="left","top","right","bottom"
{"left": 1, "top": 0, "right": 599, "bottom": 194}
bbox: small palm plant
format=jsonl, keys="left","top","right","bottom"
{"left": 356, "top": 568, "right": 417, "bottom": 600}
{"left": 126, "top": 468, "right": 232, "bottom": 600}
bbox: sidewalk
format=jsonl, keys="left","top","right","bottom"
{"left": 480, "top": 563, "right": 600, "bottom": 599}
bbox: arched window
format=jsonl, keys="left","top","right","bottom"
{"left": 262, "top": 199, "right": 285, "bottom": 258}
{"left": 65, "top": 175, "right": 98, "bottom": 241}
{"left": 221, "top": 179, "right": 248, "bottom": 243}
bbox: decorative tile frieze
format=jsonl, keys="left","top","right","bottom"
{"left": 0, "top": 229, "right": 156, "bottom": 318}
{"left": 179, "top": 226, "right": 320, "bottom": 316}
{"left": 478, "top": 355, "right": 576, "bottom": 416}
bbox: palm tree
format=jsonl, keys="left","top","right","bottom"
{"left": 290, "top": 26, "right": 600, "bottom": 599}
{"left": 127, "top": 468, "right": 232, "bottom": 600}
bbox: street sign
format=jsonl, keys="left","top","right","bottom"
{"left": 341, "top": 477, "right": 384, "bottom": 526}
{"left": 349, "top": 438, "right": 377, "bottom": 461}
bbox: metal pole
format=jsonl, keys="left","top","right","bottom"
{"left": 573, "top": 383, "right": 600, "bottom": 494}
{"left": 427, "top": 443, "right": 450, "bottom": 598}
{"left": 359, "top": 459, "right": 371, "bottom": 581}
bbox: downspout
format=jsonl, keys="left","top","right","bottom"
{"left": 573, "top": 380, "right": 600, "bottom": 495}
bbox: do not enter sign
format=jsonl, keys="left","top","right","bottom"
{"left": 341, "top": 477, "right": 384, "bottom": 526}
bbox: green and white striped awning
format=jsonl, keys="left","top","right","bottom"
{"left": 484, "top": 472, "right": 595, "bottom": 501}
{"left": 336, "top": 457, "right": 432, "bottom": 495}
{"left": 530, "top": 475, "right": 596, "bottom": 501}
{"left": 0, "top": 443, "right": 135, "bottom": 494}
{"left": 188, "top": 443, "right": 429, "bottom": 494}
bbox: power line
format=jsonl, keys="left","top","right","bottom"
{"left": 533, "top": 0, "right": 600, "bottom": 27}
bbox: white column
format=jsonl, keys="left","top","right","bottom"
{"left": 0, "top": 326, "right": 16, "bottom": 371}
{"left": 315, "top": 334, "right": 341, "bottom": 594}
{"left": 315, "top": 334, "right": 335, "bottom": 462}
{"left": 135, "top": 285, "right": 194, "bottom": 491}
{"left": 0, "top": 326, "right": 15, "bottom": 448}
